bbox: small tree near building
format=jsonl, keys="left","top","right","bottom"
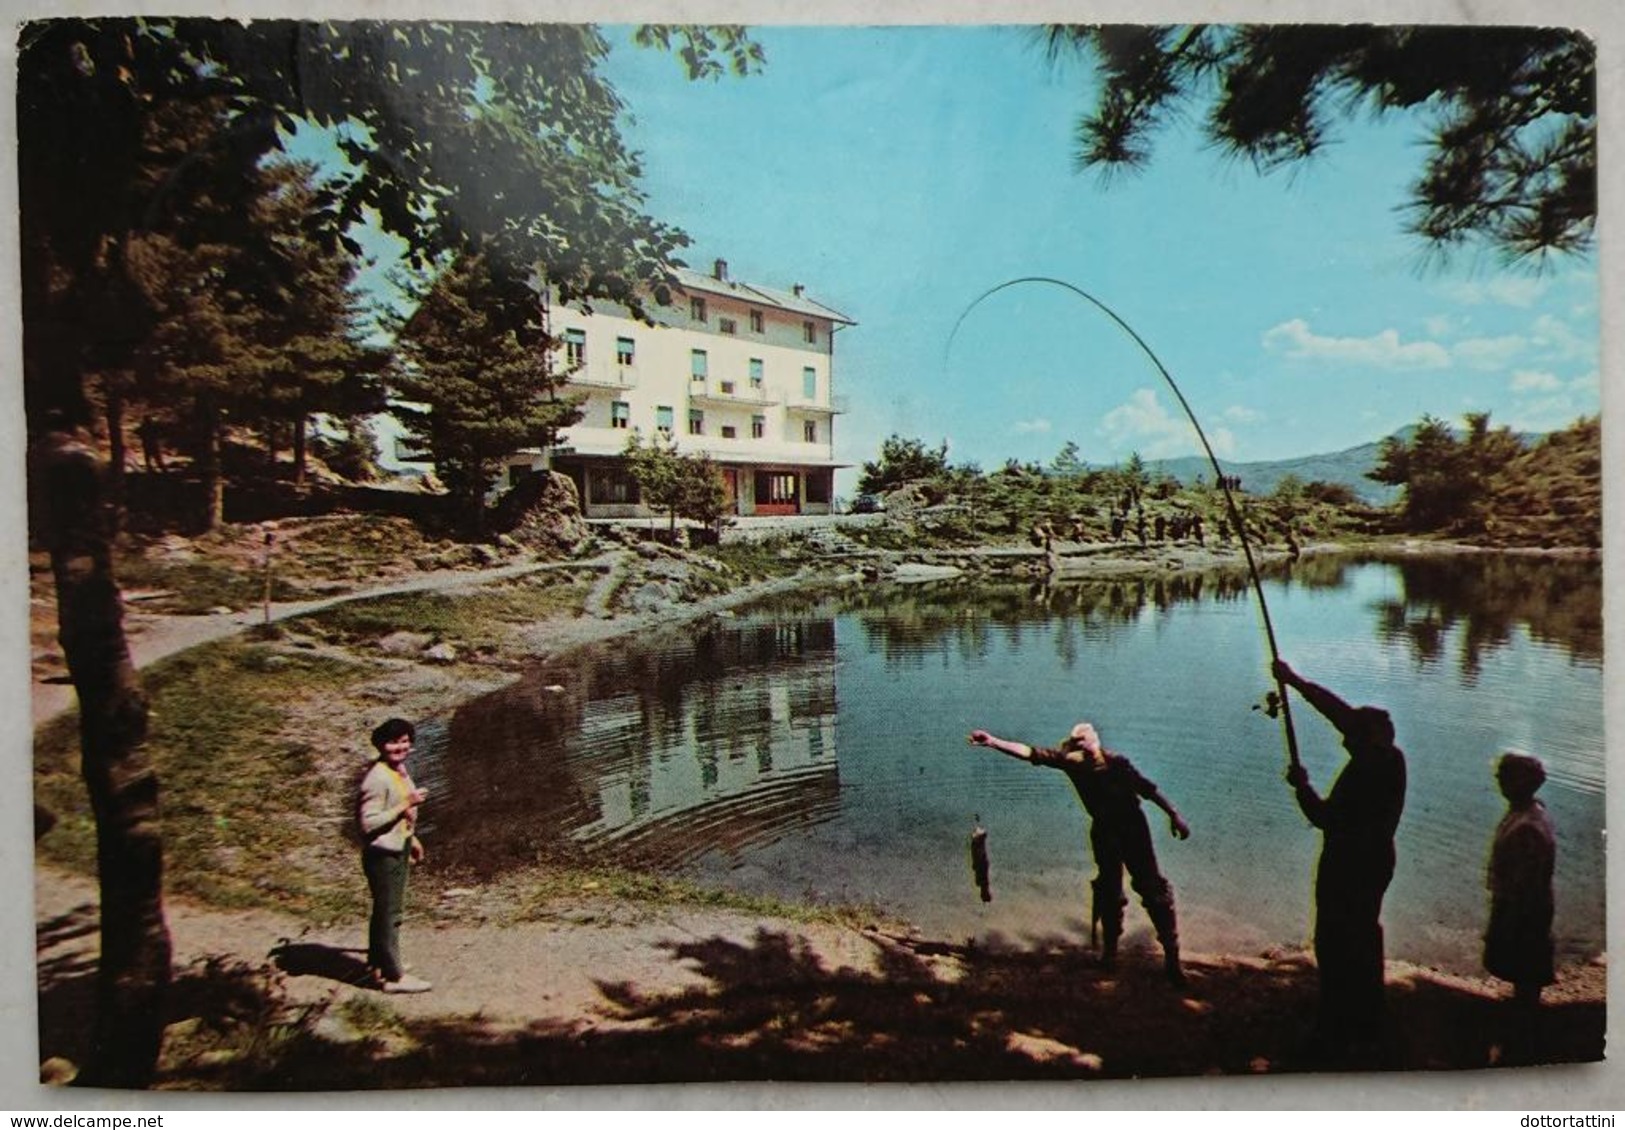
{"left": 623, "top": 430, "right": 728, "bottom": 541}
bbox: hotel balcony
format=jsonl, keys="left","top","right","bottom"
{"left": 688, "top": 380, "right": 781, "bottom": 408}
{"left": 785, "top": 393, "right": 849, "bottom": 415}
{"left": 564, "top": 362, "right": 639, "bottom": 391}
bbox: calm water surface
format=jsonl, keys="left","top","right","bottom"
{"left": 419, "top": 553, "right": 1604, "bottom": 974}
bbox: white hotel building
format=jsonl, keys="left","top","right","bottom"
{"left": 505, "top": 260, "right": 854, "bottom": 519}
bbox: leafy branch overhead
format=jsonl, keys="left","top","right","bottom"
{"left": 1045, "top": 24, "right": 1596, "bottom": 262}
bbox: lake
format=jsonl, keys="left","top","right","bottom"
{"left": 417, "top": 552, "right": 1604, "bottom": 975}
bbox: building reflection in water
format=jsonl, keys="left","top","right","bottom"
{"left": 422, "top": 616, "right": 840, "bottom": 879}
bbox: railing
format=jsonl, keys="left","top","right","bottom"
{"left": 689, "top": 381, "right": 781, "bottom": 407}
{"left": 785, "top": 393, "right": 847, "bottom": 414}
{"left": 565, "top": 365, "right": 639, "bottom": 390}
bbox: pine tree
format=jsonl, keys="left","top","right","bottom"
{"left": 392, "top": 255, "right": 582, "bottom": 536}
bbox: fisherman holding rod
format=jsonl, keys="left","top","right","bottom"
{"left": 1273, "top": 659, "right": 1407, "bottom": 1058}
{"left": 967, "top": 721, "right": 1191, "bottom": 985}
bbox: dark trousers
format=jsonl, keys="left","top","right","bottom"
{"left": 363, "top": 847, "right": 409, "bottom": 981}
{"left": 1091, "top": 816, "right": 1177, "bottom": 948}
{"left": 1313, "top": 856, "right": 1393, "bottom": 1043}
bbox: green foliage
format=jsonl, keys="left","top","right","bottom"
{"left": 856, "top": 435, "right": 950, "bottom": 495}
{"left": 20, "top": 19, "right": 761, "bottom": 432}
{"left": 1301, "top": 480, "right": 1362, "bottom": 508}
{"left": 308, "top": 416, "right": 380, "bottom": 482}
{"left": 622, "top": 430, "right": 729, "bottom": 532}
{"left": 1045, "top": 25, "right": 1595, "bottom": 262}
{"left": 1049, "top": 440, "right": 1085, "bottom": 477}
{"left": 1480, "top": 416, "right": 1601, "bottom": 548}
{"left": 699, "top": 535, "right": 814, "bottom": 581}
{"left": 391, "top": 254, "right": 583, "bottom": 534}
{"left": 33, "top": 639, "right": 375, "bottom": 914}
{"left": 292, "top": 578, "right": 593, "bottom": 646}
{"left": 1370, "top": 412, "right": 1526, "bottom": 533}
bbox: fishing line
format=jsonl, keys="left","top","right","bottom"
{"left": 946, "top": 276, "right": 1301, "bottom": 770}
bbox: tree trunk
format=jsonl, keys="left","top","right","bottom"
{"left": 102, "top": 376, "right": 127, "bottom": 506}
{"left": 33, "top": 430, "right": 172, "bottom": 1088}
{"left": 292, "top": 411, "right": 307, "bottom": 488}
{"left": 196, "top": 397, "right": 223, "bottom": 531}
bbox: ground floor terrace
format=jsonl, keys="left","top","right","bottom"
{"left": 510, "top": 452, "right": 840, "bottom": 519}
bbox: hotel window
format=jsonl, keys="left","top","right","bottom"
{"left": 719, "top": 317, "right": 737, "bottom": 335}
{"left": 688, "top": 409, "right": 705, "bottom": 436}
{"left": 690, "top": 349, "right": 708, "bottom": 381}
{"left": 616, "top": 336, "right": 635, "bottom": 366}
{"left": 590, "top": 468, "right": 639, "bottom": 505}
{"left": 751, "top": 415, "right": 765, "bottom": 439}
{"left": 564, "top": 328, "right": 586, "bottom": 365}
{"left": 802, "top": 367, "right": 817, "bottom": 399}
{"left": 721, "top": 425, "right": 737, "bottom": 439}
{"left": 656, "top": 405, "right": 674, "bottom": 435}
{"left": 750, "top": 309, "right": 764, "bottom": 333}
{"left": 803, "top": 320, "right": 816, "bottom": 344}
{"left": 720, "top": 380, "right": 736, "bottom": 395}
{"left": 755, "top": 472, "right": 798, "bottom": 504}
{"left": 749, "top": 358, "right": 764, "bottom": 388}
{"left": 611, "top": 401, "right": 630, "bottom": 430}
{"left": 803, "top": 420, "right": 818, "bottom": 443}
{"left": 690, "top": 296, "right": 707, "bottom": 323}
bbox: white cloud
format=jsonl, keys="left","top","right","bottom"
{"left": 1530, "top": 314, "right": 1598, "bottom": 364}
{"left": 1011, "top": 417, "right": 1052, "bottom": 435}
{"left": 1262, "top": 319, "right": 1451, "bottom": 369}
{"left": 1451, "top": 334, "right": 1527, "bottom": 371}
{"left": 1098, "top": 388, "right": 1233, "bottom": 458}
{"left": 1424, "top": 314, "right": 1463, "bottom": 338}
{"left": 1510, "top": 369, "right": 1563, "bottom": 393}
{"left": 1440, "top": 276, "right": 1551, "bottom": 308}
{"left": 1502, "top": 395, "right": 1594, "bottom": 434}
{"left": 1501, "top": 367, "right": 1600, "bottom": 432}
{"left": 1221, "top": 405, "right": 1263, "bottom": 424}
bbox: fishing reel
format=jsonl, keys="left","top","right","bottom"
{"left": 1252, "top": 689, "right": 1283, "bottom": 719}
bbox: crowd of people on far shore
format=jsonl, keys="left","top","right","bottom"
{"left": 1030, "top": 482, "right": 1305, "bottom": 568}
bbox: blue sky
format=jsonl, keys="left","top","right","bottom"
{"left": 595, "top": 25, "right": 1600, "bottom": 485}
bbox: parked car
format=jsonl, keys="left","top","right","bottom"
{"left": 849, "top": 493, "right": 883, "bottom": 514}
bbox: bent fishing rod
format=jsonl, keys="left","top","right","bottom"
{"left": 947, "top": 276, "right": 1301, "bottom": 771}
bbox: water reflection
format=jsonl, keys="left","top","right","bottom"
{"left": 1366, "top": 553, "right": 1603, "bottom": 679}
{"left": 422, "top": 553, "right": 1602, "bottom": 972}
{"left": 423, "top": 618, "right": 840, "bottom": 877}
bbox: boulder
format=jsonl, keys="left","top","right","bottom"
{"left": 378, "top": 631, "right": 434, "bottom": 656}
{"left": 491, "top": 470, "right": 589, "bottom": 558}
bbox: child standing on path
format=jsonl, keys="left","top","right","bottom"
{"left": 358, "top": 718, "right": 433, "bottom": 993}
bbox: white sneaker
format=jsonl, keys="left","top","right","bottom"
{"left": 381, "top": 974, "right": 432, "bottom": 994}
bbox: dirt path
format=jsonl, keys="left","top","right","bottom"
{"left": 30, "top": 555, "right": 623, "bottom": 727}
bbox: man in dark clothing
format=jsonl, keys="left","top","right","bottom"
{"left": 969, "top": 721, "right": 1192, "bottom": 984}
{"left": 1273, "top": 659, "right": 1407, "bottom": 1052}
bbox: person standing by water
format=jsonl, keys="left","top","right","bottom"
{"left": 1484, "top": 752, "right": 1556, "bottom": 1038}
{"left": 358, "top": 718, "right": 433, "bottom": 993}
{"left": 967, "top": 721, "right": 1192, "bottom": 985}
{"left": 1273, "top": 659, "right": 1406, "bottom": 1057}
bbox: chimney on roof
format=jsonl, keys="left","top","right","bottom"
{"left": 793, "top": 283, "right": 805, "bottom": 297}
{"left": 714, "top": 259, "right": 728, "bottom": 281}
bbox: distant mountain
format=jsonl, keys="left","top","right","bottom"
{"left": 1144, "top": 424, "right": 1556, "bottom": 506}
{"left": 1146, "top": 437, "right": 1403, "bottom": 505}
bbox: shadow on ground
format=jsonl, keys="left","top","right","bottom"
{"left": 37, "top": 910, "right": 1606, "bottom": 1090}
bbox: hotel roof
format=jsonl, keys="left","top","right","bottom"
{"left": 672, "top": 263, "right": 855, "bottom": 327}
